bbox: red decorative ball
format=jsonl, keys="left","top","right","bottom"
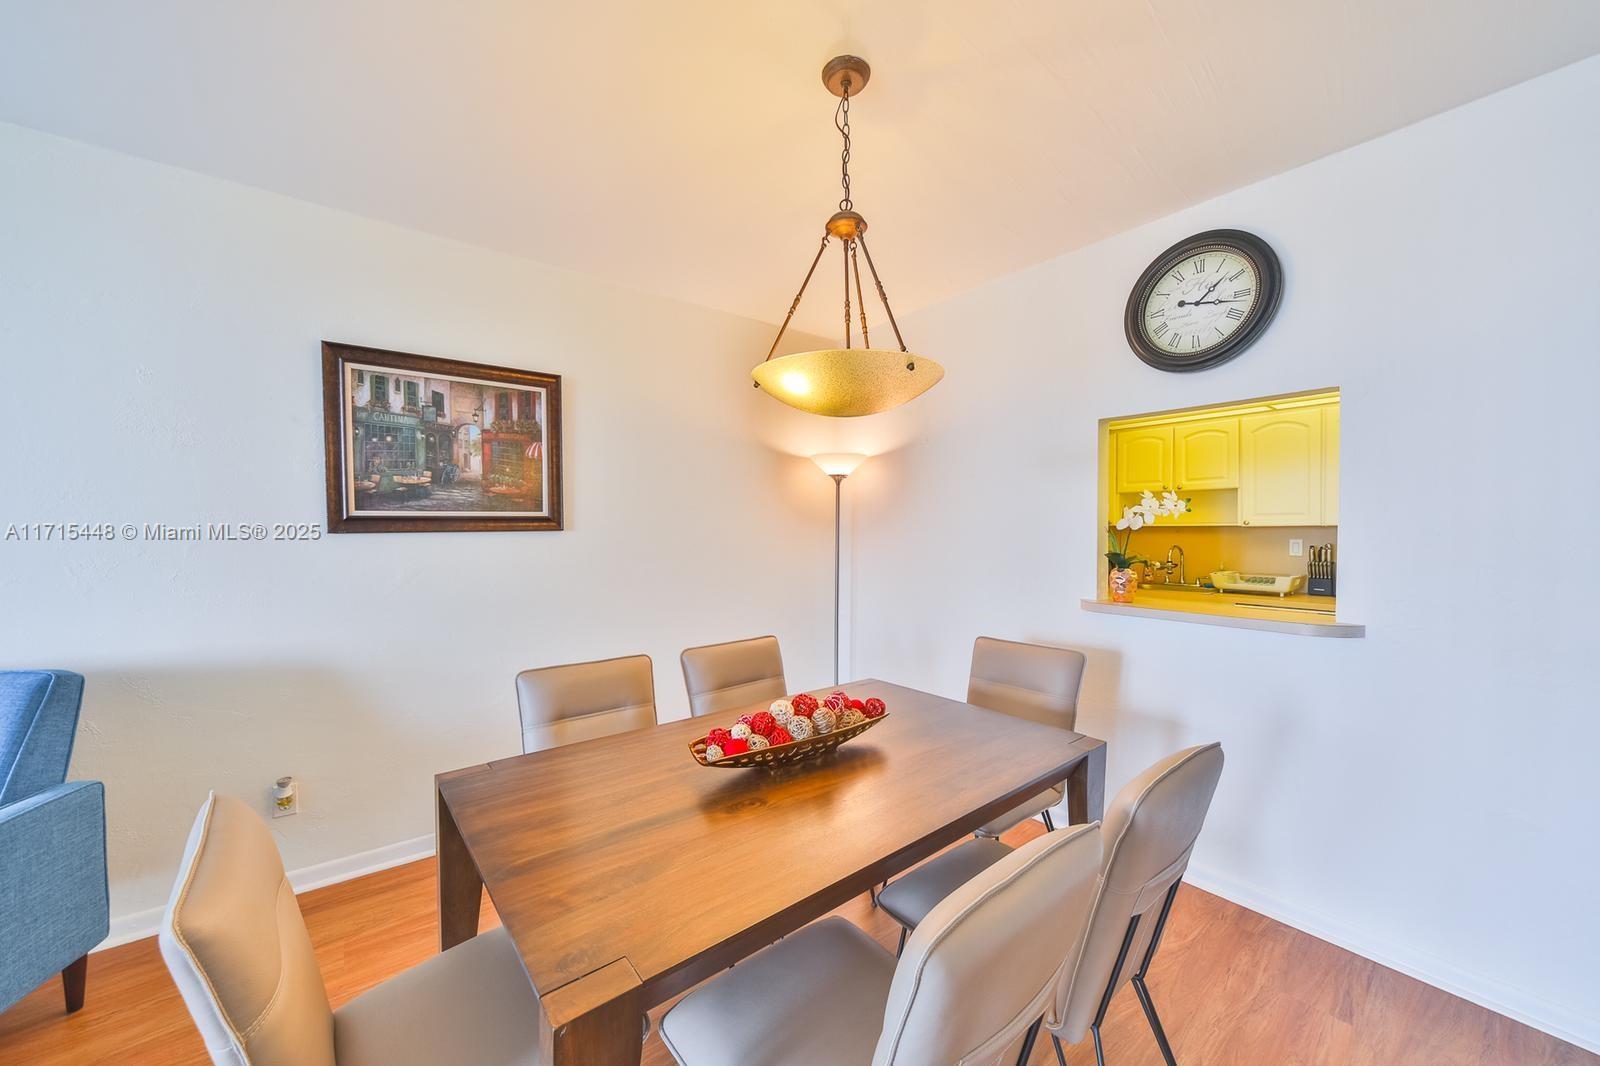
{"left": 791, "top": 693, "right": 820, "bottom": 716}
{"left": 769, "top": 727, "right": 794, "bottom": 745}
{"left": 862, "top": 697, "right": 886, "bottom": 718}
{"left": 824, "top": 692, "right": 847, "bottom": 711}
{"left": 750, "top": 711, "right": 778, "bottom": 737}
{"left": 738, "top": 713, "right": 756, "bottom": 726}
{"left": 706, "top": 727, "right": 732, "bottom": 747}
{"left": 848, "top": 699, "right": 866, "bottom": 711}
{"left": 722, "top": 738, "right": 750, "bottom": 755}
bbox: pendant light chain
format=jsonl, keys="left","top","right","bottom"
{"left": 836, "top": 78, "right": 853, "bottom": 210}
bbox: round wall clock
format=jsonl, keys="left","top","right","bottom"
{"left": 1124, "top": 229, "right": 1283, "bottom": 372}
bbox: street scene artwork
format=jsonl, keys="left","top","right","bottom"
{"left": 322, "top": 343, "right": 563, "bottom": 533}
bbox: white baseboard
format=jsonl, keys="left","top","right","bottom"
{"left": 1184, "top": 862, "right": 1600, "bottom": 1056}
{"left": 98, "top": 833, "right": 435, "bottom": 951}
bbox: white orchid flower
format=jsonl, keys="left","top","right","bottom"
{"left": 1115, "top": 505, "right": 1145, "bottom": 531}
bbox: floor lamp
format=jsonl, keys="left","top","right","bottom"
{"left": 811, "top": 453, "right": 869, "bottom": 685}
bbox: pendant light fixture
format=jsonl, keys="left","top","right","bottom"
{"left": 751, "top": 56, "right": 944, "bottom": 417}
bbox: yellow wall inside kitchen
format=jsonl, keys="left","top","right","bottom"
{"left": 1126, "top": 525, "right": 1336, "bottom": 585}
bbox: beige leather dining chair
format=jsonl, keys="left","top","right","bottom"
{"left": 679, "top": 635, "right": 787, "bottom": 718}
{"left": 875, "top": 744, "right": 1224, "bottom": 1066}
{"left": 659, "top": 821, "right": 1103, "bottom": 1066}
{"left": 514, "top": 653, "right": 657, "bottom": 753}
{"left": 159, "top": 793, "right": 546, "bottom": 1066}
{"left": 968, "top": 637, "right": 1087, "bottom": 837}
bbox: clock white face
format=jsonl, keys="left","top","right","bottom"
{"left": 1140, "top": 249, "right": 1259, "bottom": 357}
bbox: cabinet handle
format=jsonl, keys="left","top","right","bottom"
{"left": 1243, "top": 520, "right": 1250, "bottom": 525}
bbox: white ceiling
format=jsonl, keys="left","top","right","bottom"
{"left": 4, "top": 1, "right": 1599, "bottom": 336}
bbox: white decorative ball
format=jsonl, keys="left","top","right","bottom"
{"left": 705, "top": 744, "right": 725, "bottom": 762}
{"left": 747, "top": 734, "right": 770, "bottom": 750}
{"left": 786, "top": 715, "right": 814, "bottom": 740}
{"left": 770, "top": 698, "right": 794, "bottom": 717}
{"left": 840, "top": 708, "right": 866, "bottom": 729}
{"left": 811, "top": 706, "right": 837, "bottom": 734}
{"left": 731, "top": 723, "right": 752, "bottom": 740}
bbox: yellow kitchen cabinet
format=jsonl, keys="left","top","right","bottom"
{"left": 1114, "top": 426, "right": 1173, "bottom": 494}
{"left": 1239, "top": 409, "right": 1323, "bottom": 525}
{"left": 1173, "top": 417, "right": 1239, "bottom": 491}
{"left": 1322, "top": 404, "right": 1340, "bottom": 524}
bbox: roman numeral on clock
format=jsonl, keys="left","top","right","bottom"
{"left": 1226, "top": 269, "right": 1244, "bottom": 282}
{"left": 1225, "top": 306, "right": 1246, "bottom": 321}
{"left": 1149, "top": 308, "right": 1165, "bottom": 318}
{"left": 1151, "top": 321, "right": 1169, "bottom": 338}
{"left": 1191, "top": 335, "right": 1201, "bottom": 350}
{"left": 1233, "top": 287, "right": 1252, "bottom": 299}
{"left": 1193, "top": 258, "right": 1207, "bottom": 273}
{"left": 1170, "top": 268, "right": 1184, "bottom": 283}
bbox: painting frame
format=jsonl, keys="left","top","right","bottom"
{"left": 321, "top": 341, "right": 563, "bottom": 533}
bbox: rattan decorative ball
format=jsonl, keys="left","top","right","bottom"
{"left": 769, "top": 727, "right": 793, "bottom": 745}
{"left": 750, "top": 711, "right": 778, "bottom": 737}
{"left": 786, "top": 715, "right": 814, "bottom": 741}
{"left": 862, "top": 697, "right": 887, "bottom": 719}
{"left": 791, "top": 693, "right": 820, "bottom": 716}
{"left": 839, "top": 708, "right": 866, "bottom": 728}
{"left": 811, "top": 706, "right": 837, "bottom": 734}
{"left": 704, "top": 744, "right": 725, "bottom": 762}
{"left": 770, "top": 698, "right": 794, "bottom": 717}
{"left": 730, "top": 723, "right": 752, "bottom": 740}
{"left": 706, "top": 727, "right": 733, "bottom": 747}
{"left": 747, "top": 734, "right": 771, "bottom": 750}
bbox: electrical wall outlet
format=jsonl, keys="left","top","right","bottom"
{"left": 272, "top": 776, "right": 298, "bottom": 818}
{"left": 1289, "top": 539, "right": 1304, "bottom": 557}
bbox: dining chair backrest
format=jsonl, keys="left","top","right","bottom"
{"left": 966, "top": 637, "right": 1086, "bottom": 732}
{"left": 871, "top": 822, "right": 1103, "bottom": 1066}
{"left": 679, "top": 636, "right": 787, "bottom": 718}
{"left": 160, "top": 793, "right": 337, "bottom": 1066}
{"left": 1052, "top": 743, "right": 1225, "bottom": 1042}
{"left": 514, "top": 654, "right": 657, "bottom": 753}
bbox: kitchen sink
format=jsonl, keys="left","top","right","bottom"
{"left": 1142, "top": 583, "right": 1217, "bottom": 594}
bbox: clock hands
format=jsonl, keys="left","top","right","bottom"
{"left": 1176, "top": 298, "right": 1245, "bottom": 307}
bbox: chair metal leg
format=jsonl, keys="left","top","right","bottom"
{"left": 896, "top": 926, "right": 908, "bottom": 957}
{"left": 1015, "top": 1016, "right": 1043, "bottom": 1065}
{"left": 1041, "top": 809, "right": 1057, "bottom": 832}
{"left": 1052, "top": 1033, "right": 1067, "bottom": 1066}
{"left": 1080, "top": 909, "right": 1141, "bottom": 1066}
{"left": 1128, "top": 880, "right": 1182, "bottom": 1066}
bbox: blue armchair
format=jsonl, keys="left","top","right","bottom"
{"left": 0, "top": 670, "right": 109, "bottom": 1015}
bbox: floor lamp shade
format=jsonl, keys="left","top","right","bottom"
{"left": 811, "top": 453, "right": 869, "bottom": 477}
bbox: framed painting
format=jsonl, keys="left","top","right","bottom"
{"left": 321, "top": 341, "right": 563, "bottom": 533}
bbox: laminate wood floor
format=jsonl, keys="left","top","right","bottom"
{"left": 1, "top": 820, "right": 1591, "bottom": 1065}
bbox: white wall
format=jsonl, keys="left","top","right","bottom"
{"left": 0, "top": 122, "right": 842, "bottom": 932}
{"left": 842, "top": 58, "right": 1600, "bottom": 1049}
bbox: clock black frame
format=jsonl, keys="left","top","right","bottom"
{"left": 1124, "top": 228, "right": 1283, "bottom": 372}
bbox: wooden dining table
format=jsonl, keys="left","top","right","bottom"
{"left": 434, "top": 678, "right": 1106, "bottom": 1065}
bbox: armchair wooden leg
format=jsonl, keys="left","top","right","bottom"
{"left": 62, "top": 954, "right": 88, "bottom": 1013}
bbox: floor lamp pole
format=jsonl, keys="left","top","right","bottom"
{"left": 831, "top": 472, "right": 845, "bottom": 686}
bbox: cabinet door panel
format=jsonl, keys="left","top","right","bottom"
{"left": 1173, "top": 417, "right": 1239, "bottom": 490}
{"left": 1323, "top": 405, "right": 1340, "bottom": 525}
{"left": 1239, "top": 410, "right": 1323, "bottom": 525}
{"left": 1114, "top": 427, "right": 1173, "bottom": 494}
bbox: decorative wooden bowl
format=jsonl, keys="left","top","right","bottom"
{"left": 689, "top": 713, "right": 888, "bottom": 769}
